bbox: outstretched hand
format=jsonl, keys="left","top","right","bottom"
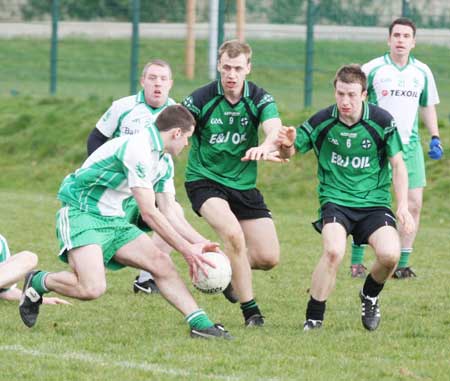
{"left": 42, "top": 296, "right": 72, "bottom": 305}
{"left": 241, "top": 149, "right": 289, "bottom": 163}
{"left": 276, "top": 126, "right": 297, "bottom": 148}
{"left": 184, "top": 242, "right": 220, "bottom": 282}
{"left": 241, "top": 144, "right": 274, "bottom": 162}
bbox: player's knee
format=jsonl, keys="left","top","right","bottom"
{"left": 79, "top": 283, "right": 107, "bottom": 300}
{"left": 222, "top": 227, "right": 246, "bottom": 254}
{"left": 324, "top": 247, "right": 345, "bottom": 267}
{"left": 254, "top": 251, "right": 280, "bottom": 270}
{"left": 378, "top": 249, "right": 400, "bottom": 269}
{"left": 409, "top": 201, "right": 422, "bottom": 219}
{"left": 22, "top": 251, "right": 39, "bottom": 270}
{"left": 148, "top": 250, "right": 175, "bottom": 278}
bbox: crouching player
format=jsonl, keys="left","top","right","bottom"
{"left": 18, "top": 105, "right": 232, "bottom": 339}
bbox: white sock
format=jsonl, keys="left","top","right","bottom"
{"left": 138, "top": 271, "right": 153, "bottom": 283}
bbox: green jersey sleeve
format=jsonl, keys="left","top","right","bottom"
{"left": 385, "top": 120, "right": 404, "bottom": 158}
{"left": 294, "top": 123, "right": 313, "bottom": 153}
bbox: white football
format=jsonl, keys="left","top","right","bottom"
{"left": 193, "top": 251, "right": 232, "bottom": 294}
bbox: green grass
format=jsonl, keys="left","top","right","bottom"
{"left": 1, "top": 38, "right": 450, "bottom": 380}
{"left": 1, "top": 38, "right": 450, "bottom": 120}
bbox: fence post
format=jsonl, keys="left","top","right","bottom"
{"left": 402, "top": 0, "right": 411, "bottom": 18}
{"left": 218, "top": 0, "right": 225, "bottom": 47}
{"left": 185, "top": 0, "right": 196, "bottom": 80}
{"left": 236, "top": 0, "right": 245, "bottom": 42}
{"left": 208, "top": 0, "right": 219, "bottom": 80}
{"left": 216, "top": 0, "right": 225, "bottom": 80}
{"left": 304, "top": 0, "right": 314, "bottom": 108}
{"left": 129, "top": 0, "right": 140, "bottom": 95}
{"left": 49, "top": 0, "right": 59, "bottom": 95}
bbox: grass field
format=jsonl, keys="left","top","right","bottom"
{"left": 1, "top": 38, "right": 450, "bottom": 120}
{"left": 1, "top": 37, "right": 450, "bottom": 380}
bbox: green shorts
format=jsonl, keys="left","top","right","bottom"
{"left": 403, "top": 141, "right": 426, "bottom": 189}
{"left": 56, "top": 206, "right": 144, "bottom": 270}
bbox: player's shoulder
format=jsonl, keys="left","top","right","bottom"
{"left": 362, "top": 55, "right": 387, "bottom": 74}
{"left": 167, "top": 97, "right": 177, "bottom": 106}
{"left": 187, "top": 81, "right": 219, "bottom": 104}
{"left": 410, "top": 56, "right": 433, "bottom": 75}
{"left": 111, "top": 94, "right": 138, "bottom": 110}
{"left": 365, "top": 103, "right": 394, "bottom": 127}
{"left": 306, "top": 105, "right": 336, "bottom": 128}
{"left": 246, "top": 81, "right": 275, "bottom": 106}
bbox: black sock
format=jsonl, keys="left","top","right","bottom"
{"left": 306, "top": 296, "right": 326, "bottom": 321}
{"left": 240, "top": 299, "right": 261, "bottom": 320}
{"left": 363, "top": 273, "right": 384, "bottom": 298}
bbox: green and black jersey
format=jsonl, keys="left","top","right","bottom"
{"left": 182, "top": 80, "right": 279, "bottom": 190}
{"left": 295, "top": 102, "right": 403, "bottom": 208}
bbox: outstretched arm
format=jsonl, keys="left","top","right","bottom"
{"left": 155, "top": 193, "right": 211, "bottom": 245}
{"left": 132, "top": 187, "right": 217, "bottom": 280}
{"left": 0, "top": 288, "right": 70, "bottom": 304}
{"left": 241, "top": 117, "right": 284, "bottom": 161}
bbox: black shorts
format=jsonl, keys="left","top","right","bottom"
{"left": 185, "top": 179, "right": 272, "bottom": 220}
{"left": 312, "top": 202, "right": 396, "bottom": 245}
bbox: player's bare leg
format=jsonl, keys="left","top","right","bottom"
{"left": 0, "top": 251, "right": 38, "bottom": 289}
{"left": 359, "top": 226, "right": 400, "bottom": 331}
{"left": 200, "top": 198, "right": 264, "bottom": 326}
{"left": 241, "top": 218, "right": 280, "bottom": 270}
{"left": 304, "top": 223, "right": 346, "bottom": 331}
{"left": 395, "top": 187, "right": 422, "bottom": 278}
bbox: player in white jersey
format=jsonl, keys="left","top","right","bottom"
{"left": 0, "top": 234, "right": 68, "bottom": 304}
{"left": 350, "top": 17, "right": 443, "bottom": 279}
{"left": 19, "top": 106, "right": 233, "bottom": 339}
{"left": 87, "top": 59, "right": 182, "bottom": 295}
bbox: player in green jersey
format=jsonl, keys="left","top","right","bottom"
{"left": 0, "top": 234, "right": 69, "bottom": 304}
{"left": 277, "top": 65, "right": 414, "bottom": 331}
{"left": 18, "top": 106, "right": 232, "bottom": 339}
{"left": 350, "top": 18, "right": 443, "bottom": 279}
{"left": 183, "top": 40, "right": 283, "bottom": 327}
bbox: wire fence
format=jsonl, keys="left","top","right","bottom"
{"left": 2, "top": 0, "right": 450, "bottom": 27}
{"left": 1, "top": 0, "right": 449, "bottom": 119}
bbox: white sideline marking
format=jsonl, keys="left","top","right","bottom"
{"left": 1, "top": 345, "right": 283, "bottom": 381}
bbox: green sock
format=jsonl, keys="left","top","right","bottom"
{"left": 30, "top": 271, "right": 50, "bottom": 295}
{"left": 398, "top": 248, "right": 412, "bottom": 268}
{"left": 351, "top": 243, "right": 366, "bottom": 265}
{"left": 185, "top": 309, "right": 214, "bottom": 330}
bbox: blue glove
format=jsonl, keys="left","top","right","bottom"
{"left": 428, "top": 136, "right": 443, "bottom": 160}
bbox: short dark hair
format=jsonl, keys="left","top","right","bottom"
{"left": 334, "top": 64, "right": 367, "bottom": 92}
{"left": 155, "top": 105, "right": 195, "bottom": 132}
{"left": 218, "top": 39, "right": 252, "bottom": 63}
{"left": 389, "top": 17, "right": 416, "bottom": 37}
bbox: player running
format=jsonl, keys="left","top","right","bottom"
{"left": 277, "top": 64, "right": 414, "bottom": 331}
{"left": 182, "top": 40, "right": 283, "bottom": 327}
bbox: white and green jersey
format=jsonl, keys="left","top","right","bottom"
{"left": 96, "top": 90, "right": 176, "bottom": 138}
{"left": 0, "top": 234, "right": 14, "bottom": 292}
{"left": 362, "top": 53, "right": 439, "bottom": 149}
{"left": 58, "top": 126, "right": 175, "bottom": 217}
{"left": 0, "top": 234, "right": 11, "bottom": 264}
